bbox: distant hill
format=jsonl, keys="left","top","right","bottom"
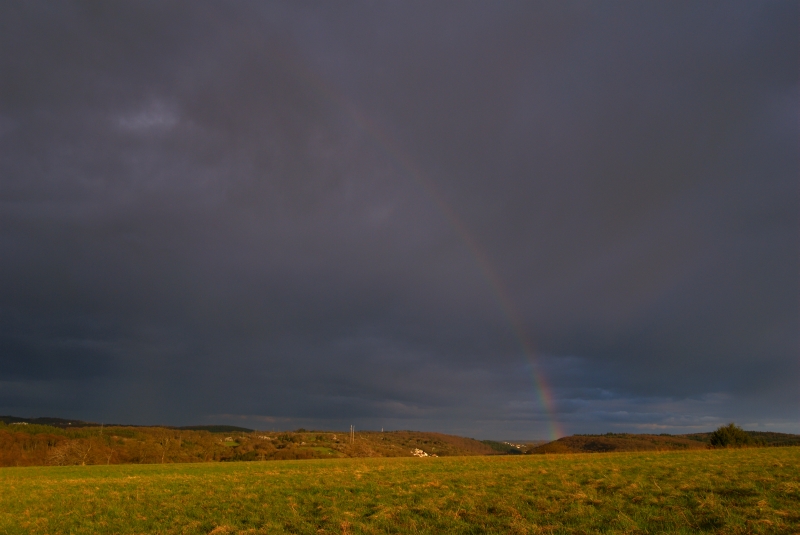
{"left": 177, "top": 425, "right": 255, "bottom": 433}
{"left": 0, "top": 415, "right": 99, "bottom": 428}
{"left": 0, "top": 416, "right": 253, "bottom": 433}
{"left": 481, "top": 440, "right": 546, "bottom": 454}
{"left": 683, "top": 430, "right": 800, "bottom": 447}
{"left": 0, "top": 421, "right": 500, "bottom": 467}
{"left": 529, "top": 431, "right": 800, "bottom": 454}
{"left": 4, "top": 415, "right": 797, "bottom": 466}
{"left": 529, "top": 433, "right": 707, "bottom": 454}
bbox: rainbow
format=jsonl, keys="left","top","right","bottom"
{"left": 274, "top": 52, "right": 564, "bottom": 440}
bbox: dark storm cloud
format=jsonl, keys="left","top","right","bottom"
{"left": 0, "top": 1, "right": 796, "bottom": 437}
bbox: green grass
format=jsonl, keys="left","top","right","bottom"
{"left": 1, "top": 447, "right": 797, "bottom": 534}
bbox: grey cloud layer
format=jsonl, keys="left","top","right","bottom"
{"left": 0, "top": 1, "right": 796, "bottom": 436}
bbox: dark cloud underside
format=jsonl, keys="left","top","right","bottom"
{"left": 0, "top": 1, "right": 796, "bottom": 437}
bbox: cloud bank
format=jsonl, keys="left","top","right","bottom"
{"left": 0, "top": 1, "right": 797, "bottom": 438}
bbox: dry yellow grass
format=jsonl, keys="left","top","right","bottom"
{"left": 1, "top": 446, "right": 797, "bottom": 534}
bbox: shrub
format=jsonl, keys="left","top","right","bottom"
{"left": 709, "top": 423, "right": 752, "bottom": 447}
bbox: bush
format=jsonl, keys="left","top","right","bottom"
{"left": 709, "top": 423, "right": 752, "bottom": 447}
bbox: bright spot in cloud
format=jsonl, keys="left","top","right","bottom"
{"left": 116, "top": 102, "right": 178, "bottom": 131}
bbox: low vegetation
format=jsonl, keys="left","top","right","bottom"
{"left": 682, "top": 426, "right": 800, "bottom": 448}
{"left": 0, "top": 421, "right": 498, "bottom": 467}
{"left": 529, "top": 433, "right": 708, "bottom": 454}
{"left": 2, "top": 419, "right": 797, "bottom": 468}
{"left": 708, "top": 423, "right": 754, "bottom": 448}
{"left": 0, "top": 447, "right": 797, "bottom": 534}
{"left": 527, "top": 425, "right": 800, "bottom": 455}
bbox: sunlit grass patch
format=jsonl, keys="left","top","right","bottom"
{"left": 0, "top": 447, "right": 797, "bottom": 534}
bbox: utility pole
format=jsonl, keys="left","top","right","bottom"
{"left": 350, "top": 425, "right": 354, "bottom": 444}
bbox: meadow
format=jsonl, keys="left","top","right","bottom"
{"left": 1, "top": 447, "right": 797, "bottom": 534}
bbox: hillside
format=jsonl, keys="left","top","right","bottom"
{"left": 4, "top": 416, "right": 798, "bottom": 467}
{"left": 529, "top": 430, "right": 800, "bottom": 454}
{"left": 684, "top": 430, "right": 800, "bottom": 447}
{"left": 0, "top": 415, "right": 100, "bottom": 428}
{"left": 530, "top": 433, "right": 713, "bottom": 454}
{"left": 0, "top": 421, "right": 496, "bottom": 467}
{"left": 0, "top": 415, "right": 254, "bottom": 433}
{"left": 176, "top": 425, "right": 255, "bottom": 433}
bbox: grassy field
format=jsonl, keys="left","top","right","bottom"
{"left": 1, "top": 447, "right": 797, "bottom": 534}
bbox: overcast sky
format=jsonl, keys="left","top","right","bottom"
{"left": 0, "top": 1, "right": 797, "bottom": 439}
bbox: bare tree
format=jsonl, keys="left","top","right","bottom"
{"left": 47, "top": 441, "right": 94, "bottom": 466}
